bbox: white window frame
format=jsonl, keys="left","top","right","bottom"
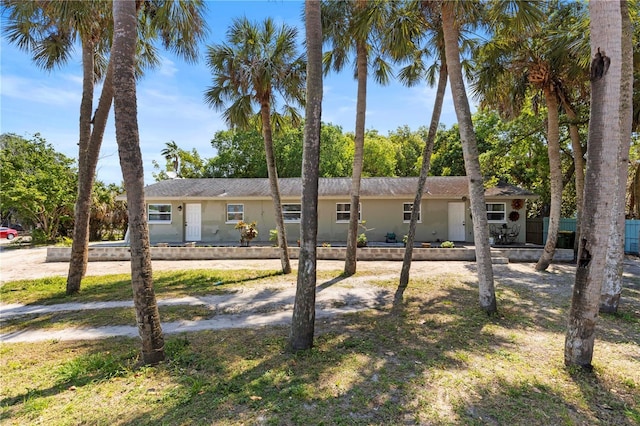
{"left": 336, "top": 203, "right": 361, "bottom": 223}
{"left": 226, "top": 203, "right": 244, "bottom": 223}
{"left": 282, "top": 203, "right": 302, "bottom": 223}
{"left": 148, "top": 204, "right": 172, "bottom": 224}
{"left": 486, "top": 202, "right": 506, "bottom": 223}
{"left": 403, "top": 202, "right": 421, "bottom": 223}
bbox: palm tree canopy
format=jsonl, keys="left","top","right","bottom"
{"left": 2, "top": 0, "right": 208, "bottom": 80}
{"left": 204, "top": 17, "right": 306, "bottom": 130}
{"left": 321, "top": 0, "right": 394, "bottom": 85}
{"left": 471, "top": 1, "right": 588, "bottom": 119}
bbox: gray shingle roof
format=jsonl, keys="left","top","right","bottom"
{"left": 139, "top": 177, "right": 537, "bottom": 200}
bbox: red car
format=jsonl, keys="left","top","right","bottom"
{"left": 0, "top": 227, "right": 18, "bottom": 240}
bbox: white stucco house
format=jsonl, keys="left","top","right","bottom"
{"left": 122, "top": 177, "right": 537, "bottom": 246}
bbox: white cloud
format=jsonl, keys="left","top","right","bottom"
{"left": 158, "top": 57, "right": 178, "bottom": 77}
{"left": 1, "top": 74, "right": 80, "bottom": 106}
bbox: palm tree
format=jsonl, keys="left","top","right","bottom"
{"left": 204, "top": 17, "right": 305, "bottom": 275}
{"left": 565, "top": 0, "right": 632, "bottom": 368}
{"left": 472, "top": 1, "right": 587, "bottom": 272}
{"left": 321, "top": 0, "right": 393, "bottom": 276}
{"left": 161, "top": 140, "right": 181, "bottom": 176}
{"left": 2, "top": 0, "right": 207, "bottom": 295}
{"left": 3, "top": 0, "right": 112, "bottom": 294}
{"left": 112, "top": 0, "right": 164, "bottom": 365}
{"left": 393, "top": 1, "right": 475, "bottom": 300}
{"left": 441, "top": 1, "right": 497, "bottom": 314}
{"left": 289, "top": 0, "right": 323, "bottom": 352}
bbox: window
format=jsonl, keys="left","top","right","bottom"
{"left": 226, "top": 204, "right": 244, "bottom": 222}
{"left": 283, "top": 204, "right": 302, "bottom": 222}
{"left": 486, "top": 202, "right": 506, "bottom": 222}
{"left": 336, "top": 203, "right": 361, "bottom": 222}
{"left": 148, "top": 204, "right": 172, "bottom": 223}
{"left": 403, "top": 202, "right": 421, "bottom": 222}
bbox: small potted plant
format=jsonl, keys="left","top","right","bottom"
{"left": 402, "top": 234, "right": 408, "bottom": 247}
{"left": 269, "top": 229, "right": 278, "bottom": 246}
{"left": 440, "top": 240, "right": 455, "bottom": 248}
{"left": 357, "top": 233, "right": 368, "bottom": 247}
{"left": 235, "top": 220, "right": 258, "bottom": 246}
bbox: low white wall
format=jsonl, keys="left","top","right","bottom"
{"left": 46, "top": 246, "right": 574, "bottom": 263}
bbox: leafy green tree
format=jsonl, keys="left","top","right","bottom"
{"left": 90, "top": 182, "right": 127, "bottom": 241}
{"left": 112, "top": 0, "right": 165, "bottom": 365}
{"left": 0, "top": 133, "right": 77, "bottom": 242}
{"left": 2, "top": 0, "right": 208, "bottom": 294}
{"left": 430, "top": 124, "right": 466, "bottom": 176}
{"left": 319, "top": 123, "right": 354, "bottom": 177}
{"left": 472, "top": 0, "right": 585, "bottom": 271}
{"left": 208, "top": 129, "right": 268, "bottom": 178}
{"left": 389, "top": 125, "right": 425, "bottom": 177}
{"left": 362, "top": 130, "right": 396, "bottom": 176}
{"left": 153, "top": 146, "right": 211, "bottom": 180}
{"left": 205, "top": 17, "right": 306, "bottom": 274}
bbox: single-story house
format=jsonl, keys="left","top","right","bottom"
{"left": 128, "top": 177, "right": 537, "bottom": 245}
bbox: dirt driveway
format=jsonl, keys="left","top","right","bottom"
{"left": 0, "top": 246, "right": 484, "bottom": 284}
{"left": 1, "top": 245, "right": 639, "bottom": 286}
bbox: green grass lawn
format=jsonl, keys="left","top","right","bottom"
{"left": 1, "top": 268, "right": 638, "bottom": 425}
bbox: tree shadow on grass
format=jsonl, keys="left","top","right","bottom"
{"left": 2, "top": 267, "right": 638, "bottom": 425}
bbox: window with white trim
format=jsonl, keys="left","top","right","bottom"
{"left": 226, "top": 204, "right": 244, "bottom": 222}
{"left": 283, "top": 204, "right": 302, "bottom": 222}
{"left": 486, "top": 202, "right": 506, "bottom": 222}
{"left": 336, "top": 203, "right": 361, "bottom": 222}
{"left": 148, "top": 204, "right": 172, "bottom": 223}
{"left": 403, "top": 202, "right": 421, "bottom": 222}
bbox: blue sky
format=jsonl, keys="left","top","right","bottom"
{"left": 1, "top": 0, "right": 462, "bottom": 185}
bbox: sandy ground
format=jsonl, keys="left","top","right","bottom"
{"left": 1, "top": 245, "right": 638, "bottom": 343}
{"left": 1, "top": 244, "right": 638, "bottom": 283}
{"left": 0, "top": 245, "right": 484, "bottom": 283}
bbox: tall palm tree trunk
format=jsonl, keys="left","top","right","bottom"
{"left": 558, "top": 95, "right": 586, "bottom": 260}
{"left": 260, "top": 103, "right": 292, "bottom": 274}
{"left": 67, "top": 60, "right": 114, "bottom": 295}
{"left": 441, "top": 2, "right": 496, "bottom": 314}
{"left": 565, "top": 0, "right": 631, "bottom": 368}
{"left": 536, "top": 87, "right": 563, "bottom": 271}
{"left": 396, "top": 63, "right": 447, "bottom": 304}
{"left": 601, "top": 2, "right": 633, "bottom": 313}
{"left": 289, "top": 0, "right": 322, "bottom": 351}
{"left": 344, "top": 40, "right": 367, "bottom": 276}
{"left": 65, "top": 38, "right": 95, "bottom": 294}
{"left": 112, "top": 0, "right": 164, "bottom": 365}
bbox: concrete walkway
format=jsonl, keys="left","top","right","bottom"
{"left": 0, "top": 284, "right": 393, "bottom": 343}
{"left": 2, "top": 246, "right": 638, "bottom": 344}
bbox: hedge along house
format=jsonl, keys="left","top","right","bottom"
{"left": 130, "top": 177, "right": 537, "bottom": 246}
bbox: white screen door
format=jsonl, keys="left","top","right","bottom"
{"left": 448, "top": 202, "right": 466, "bottom": 241}
{"left": 185, "top": 203, "right": 202, "bottom": 241}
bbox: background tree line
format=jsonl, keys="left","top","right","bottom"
{"left": 153, "top": 112, "right": 640, "bottom": 220}
{"left": 0, "top": 133, "right": 127, "bottom": 243}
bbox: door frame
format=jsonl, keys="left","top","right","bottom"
{"left": 184, "top": 203, "right": 202, "bottom": 241}
{"left": 447, "top": 202, "right": 466, "bottom": 241}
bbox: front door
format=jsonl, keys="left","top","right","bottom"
{"left": 185, "top": 203, "right": 201, "bottom": 241}
{"left": 448, "top": 202, "right": 466, "bottom": 241}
